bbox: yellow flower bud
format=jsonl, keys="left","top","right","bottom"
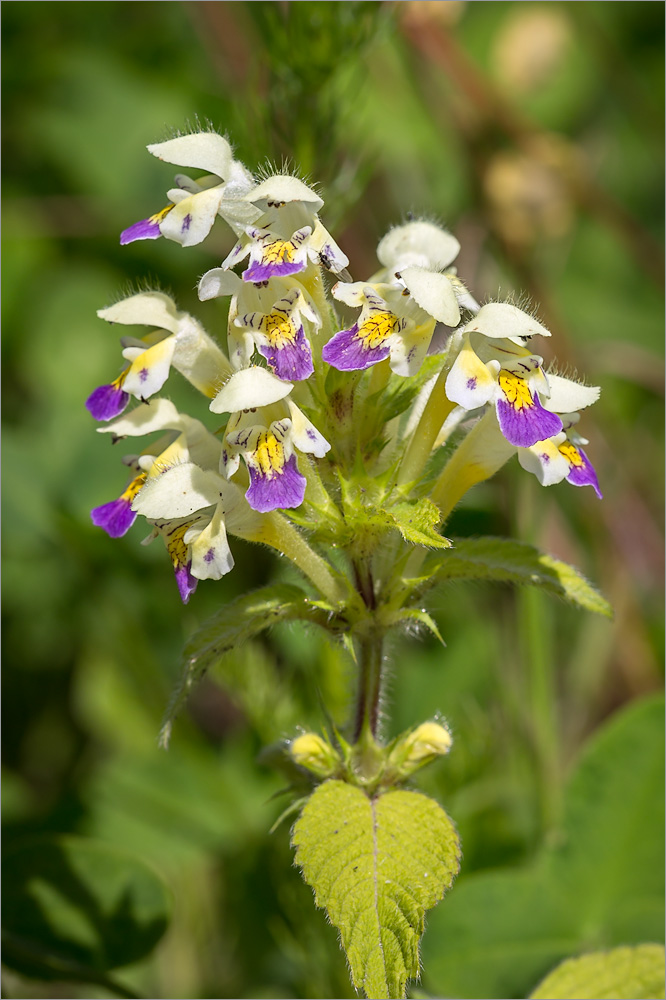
{"left": 404, "top": 722, "right": 452, "bottom": 764}
{"left": 290, "top": 733, "right": 340, "bottom": 777}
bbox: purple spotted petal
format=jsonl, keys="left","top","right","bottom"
{"left": 566, "top": 447, "right": 602, "bottom": 499}
{"left": 120, "top": 217, "right": 162, "bottom": 245}
{"left": 245, "top": 454, "right": 306, "bottom": 513}
{"left": 174, "top": 563, "right": 198, "bottom": 604}
{"left": 258, "top": 324, "right": 313, "bottom": 381}
{"left": 243, "top": 260, "right": 304, "bottom": 283}
{"left": 496, "top": 393, "right": 563, "bottom": 448}
{"left": 91, "top": 498, "right": 137, "bottom": 538}
{"left": 321, "top": 324, "right": 390, "bottom": 371}
{"left": 86, "top": 383, "right": 130, "bottom": 421}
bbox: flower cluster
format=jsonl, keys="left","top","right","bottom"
{"left": 88, "top": 130, "right": 601, "bottom": 603}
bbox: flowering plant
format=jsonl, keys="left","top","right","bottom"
{"left": 88, "top": 129, "right": 608, "bottom": 1000}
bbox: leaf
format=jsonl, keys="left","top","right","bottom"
{"left": 161, "top": 583, "right": 329, "bottom": 746}
{"left": 425, "top": 537, "right": 612, "bottom": 617}
{"left": 292, "top": 780, "right": 460, "bottom": 999}
{"left": 1, "top": 835, "right": 170, "bottom": 985}
{"left": 422, "top": 695, "right": 665, "bottom": 1000}
{"left": 529, "top": 944, "right": 666, "bottom": 999}
{"left": 389, "top": 500, "right": 451, "bottom": 550}
{"left": 387, "top": 608, "right": 445, "bottom": 646}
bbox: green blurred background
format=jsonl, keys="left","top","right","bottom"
{"left": 2, "top": 2, "right": 663, "bottom": 998}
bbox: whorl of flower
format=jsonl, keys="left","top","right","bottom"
{"left": 88, "top": 129, "right": 602, "bottom": 601}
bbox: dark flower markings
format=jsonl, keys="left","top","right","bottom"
{"left": 139, "top": 368, "right": 149, "bottom": 383}
{"left": 204, "top": 548, "right": 215, "bottom": 563}
{"left": 181, "top": 214, "right": 192, "bottom": 233}
{"left": 466, "top": 377, "right": 477, "bottom": 390}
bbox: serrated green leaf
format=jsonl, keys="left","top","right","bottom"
{"left": 422, "top": 696, "right": 665, "bottom": 1000}
{"left": 161, "top": 584, "right": 329, "bottom": 746}
{"left": 425, "top": 537, "right": 611, "bottom": 616}
{"left": 389, "top": 499, "right": 451, "bottom": 550}
{"left": 1, "top": 835, "right": 170, "bottom": 985}
{"left": 388, "top": 608, "right": 445, "bottom": 646}
{"left": 292, "top": 780, "right": 460, "bottom": 999}
{"left": 530, "top": 944, "right": 666, "bottom": 999}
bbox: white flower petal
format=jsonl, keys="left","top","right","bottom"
{"left": 158, "top": 187, "right": 224, "bottom": 247}
{"left": 465, "top": 303, "right": 551, "bottom": 340}
{"left": 400, "top": 267, "right": 461, "bottom": 327}
{"left": 518, "top": 436, "right": 569, "bottom": 486}
{"left": 123, "top": 337, "right": 176, "bottom": 397}
{"left": 543, "top": 373, "right": 601, "bottom": 413}
{"left": 287, "top": 401, "right": 330, "bottom": 457}
{"left": 198, "top": 267, "right": 242, "bottom": 301}
{"left": 97, "top": 398, "right": 182, "bottom": 437}
{"left": 331, "top": 281, "right": 372, "bottom": 308}
{"left": 190, "top": 504, "right": 235, "bottom": 579}
{"left": 97, "top": 291, "right": 180, "bottom": 335}
{"left": 133, "top": 463, "right": 231, "bottom": 518}
{"left": 147, "top": 132, "right": 234, "bottom": 178}
{"left": 377, "top": 221, "right": 460, "bottom": 271}
{"left": 446, "top": 337, "right": 499, "bottom": 409}
{"left": 210, "top": 366, "right": 293, "bottom": 413}
{"left": 245, "top": 175, "right": 323, "bottom": 212}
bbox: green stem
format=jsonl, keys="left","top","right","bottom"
{"left": 353, "top": 630, "right": 385, "bottom": 753}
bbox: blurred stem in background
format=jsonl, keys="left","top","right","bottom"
{"left": 188, "top": 0, "right": 388, "bottom": 226}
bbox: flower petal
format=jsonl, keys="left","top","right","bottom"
{"left": 97, "top": 398, "right": 182, "bottom": 438}
{"left": 445, "top": 337, "right": 499, "bottom": 409}
{"left": 245, "top": 175, "right": 323, "bottom": 212}
{"left": 158, "top": 187, "right": 225, "bottom": 247}
{"left": 246, "top": 452, "right": 306, "bottom": 513}
{"left": 377, "top": 221, "right": 460, "bottom": 271}
{"left": 399, "top": 267, "right": 461, "bottom": 327}
{"left": 496, "top": 371, "right": 563, "bottom": 447}
{"left": 147, "top": 132, "right": 234, "bottom": 177}
{"left": 517, "top": 436, "right": 570, "bottom": 486}
{"left": 543, "top": 373, "right": 601, "bottom": 413}
{"left": 210, "top": 367, "right": 293, "bottom": 414}
{"left": 560, "top": 443, "right": 603, "bottom": 498}
{"left": 86, "top": 374, "right": 130, "bottom": 421}
{"left": 123, "top": 336, "right": 176, "bottom": 398}
{"left": 97, "top": 291, "right": 180, "bottom": 335}
{"left": 287, "top": 401, "right": 330, "bottom": 457}
{"left": 465, "top": 302, "right": 551, "bottom": 341}
{"left": 120, "top": 205, "right": 173, "bottom": 245}
{"left": 189, "top": 504, "right": 235, "bottom": 579}
{"left": 133, "top": 463, "right": 230, "bottom": 519}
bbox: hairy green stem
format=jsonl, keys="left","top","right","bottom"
{"left": 353, "top": 631, "right": 385, "bottom": 760}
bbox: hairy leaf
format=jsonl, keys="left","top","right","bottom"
{"left": 389, "top": 499, "right": 451, "bottom": 549}
{"left": 292, "top": 780, "right": 460, "bottom": 999}
{"left": 2, "top": 835, "right": 170, "bottom": 986}
{"left": 387, "top": 608, "right": 445, "bottom": 645}
{"left": 424, "top": 537, "right": 611, "bottom": 616}
{"left": 530, "top": 944, "right": 666, "bottom": 1000}
{"left": 161, "top": 584, "right": 330, "bottom": 746}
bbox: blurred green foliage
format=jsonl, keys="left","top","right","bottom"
{"left": 2, "top": 2, "right": 663, "bottom": 997}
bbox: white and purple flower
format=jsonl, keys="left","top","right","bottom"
{"left": 211, "top": 367, "right": 330, "bottom": 514}
{"left": 220, "top": 175, "right": 348, "bottom": 283}
{"left": 87, "top": 292, "right": 232, "bottom": 420}
{"left": 120, "top": 132, "right": 260, "bottom": 248}
{"left": 446, "top": 303, "right": 563, "bottom": 448}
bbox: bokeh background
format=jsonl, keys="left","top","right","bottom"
{"left": 2, "top": 3, "right": 664, "bottom": 998}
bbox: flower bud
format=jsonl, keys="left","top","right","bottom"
{"left": 388, "top": 721, "right": 452, "bottom": 777}
{"left": 404, "top": 722, "right": 452, "bottom": 763}
{"left": 289, "top": 733, "right": 340, "bottom": 778}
